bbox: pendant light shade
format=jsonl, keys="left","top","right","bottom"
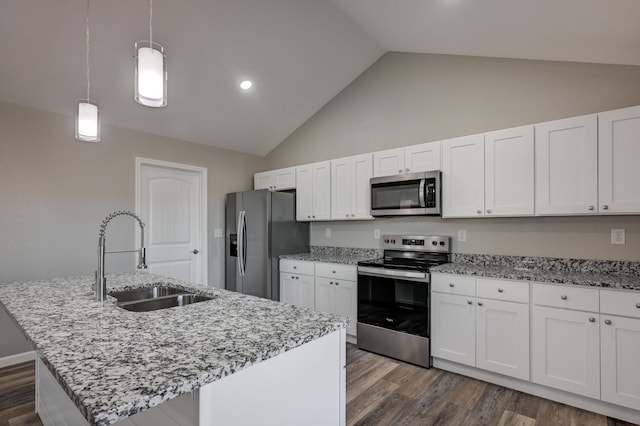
{"left": 134, "top": 41, "right": 167, "bottom": 107}
{"left": 76, "top": 99, "right": 100, "bottom": 142}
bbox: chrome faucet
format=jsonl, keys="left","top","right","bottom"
{"left": 95, "top": 210, "right": 147, "bottom": 301}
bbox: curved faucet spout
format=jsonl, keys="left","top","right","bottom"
{"left": 95, "top": 210, "right": 148, "bottom": 301}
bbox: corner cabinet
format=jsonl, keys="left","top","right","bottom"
{"left": 296, "top": 161, "right": 331, "bottom": 221}
{"left": 331, "top": 154, "right": 373, "bottom": 220}
{"left": 254, "top": 167, "right": 296, "bottom": 191}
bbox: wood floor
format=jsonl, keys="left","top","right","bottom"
{"left": 0, "top": 348, "right": 638, "bottom": 426}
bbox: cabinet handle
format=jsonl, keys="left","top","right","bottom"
{"left": 487, "top": 209, "right": 492, "bottom": 214}
{"left": 351, "top": 214, "right": 355, "bottom": 217}
{"left": 477, "top": 210, "right": 482, "bottom": 214}
{"left": 449, "top": 283, "right": 454, "bottom": 287}
{"left": 335, "top": 282, "right": 339, "bottom": 286}
{"left": 330, "top": 281, "right": 333, "bottom": 285}
{"left": 405, "top": 168, "right": 410, "bottom": 172}
{"left": 561, "top": 295, "right": 568, "bottom": 300}
{"left": 312, "top": 215, "right": 316, "bottom": 218}
{"left": 398, "top": 169, "right": 403, "bottom": 173}
{"left": 478, "top": 301, "right": 483, "bottom": 306}
{"left": 291, "top": 276, "right": 295, "bottom": 279}
{"left": 588, "top": 317, "right": 596, "bottom": 323}
{"left": 588, "top": 206, "right": 595, "bottom": 211}
{"left": 332, "top": 270, "right": 336, "bottom": 273}
{"left": 307, "top": 215, "right": 311, "bottom": 219}
{"left": 346, "top": 214, "right": 349, "bottom": 217}
{"left": 604, "top": 319, "right": 612, "bottom": 325}
{"left": 603, "top": 205, "right": 609, "bottom": 210}
{"left": 497, "top": 288, "right": 503, "bottom": 293}
{"left": 467, "top": 300, "right": 473, "bottom": 305}
{"left": 636, "top": 303, "right": 640, "bottom": 309}
{"left": 293, "top": 266, "right": 297, "bottom": 269}
{"left": 295, "top": 276, "right": 299, "bottom": 280}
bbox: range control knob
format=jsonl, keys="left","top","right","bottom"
{"left": 439, "top": 241, "right": 445, "bottom": 246}
{"left": 391, "top": 239, "right": 396, "bottom": 244}
{"left": 432, "top": 241, "right": 438, "bottom": 246}
{"left": 384, "top": 239, "right": 389, "bottom": 244}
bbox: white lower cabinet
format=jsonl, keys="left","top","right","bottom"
{"left": 531, "top": 305, "right": 601, "bottom": 398}
{"left": 431, "top": 292, "right": 476, "bottom": 366}
{"left": 280, "top": 272, "right": 315, "bottom": 310}
{"left": 315, "top": 276, "right": 357, "bottom": 336}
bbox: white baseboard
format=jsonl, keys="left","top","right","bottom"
{"left": 0, "top": 351, "right": 35, "bottom": 369}
{"left": 346, "top": 334, "right": 357, "bottom": 345}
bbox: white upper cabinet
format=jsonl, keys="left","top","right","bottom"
{"left": 404, "top": 141, "right": 441, "bottom": 174}
{"left": 254, "top": 167, "right": 296, "bottom": 191}
{"left": 331, "top": 154, "right": 373, "bottom": 220}
{"left": 372, "top": 142, "right": 441, "bottom": 177}
{"left": 598, "top": 105, "right": 640, "bottom": 214}
{"left": 535, "top": 114, "right": 598, "bottom": 215}
{"left": 442, "top": 134, "right": 485, "bottom": 217}
{"left": 484, "top": 126, "right": 535, "bottom": 216}
{"left": 372, "top": 148, "right": 405, "bottom": 177}
{"left": 296, "top": 161, "right": 331, "bottom": 221}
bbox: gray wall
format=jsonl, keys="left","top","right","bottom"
{"left": 0, "top": 101, "right": 264, "bottom": 357}
{"left": 264, "top": 52, "right": 640, "bottom": 260}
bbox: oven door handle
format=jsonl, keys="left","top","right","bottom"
{"left": 357, "top": 266, "right": 428, "bottom": 281}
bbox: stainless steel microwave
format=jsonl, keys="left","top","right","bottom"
{"left": 370, "top": 171, "right": 441, "bottom": 216}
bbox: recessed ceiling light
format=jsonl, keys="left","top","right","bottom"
{"left": 240, "top": 80, "right": 253, "bottom": 90}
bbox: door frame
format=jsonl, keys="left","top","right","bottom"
{"left": 135, "top": 157, "right": 208, "bottom": 285}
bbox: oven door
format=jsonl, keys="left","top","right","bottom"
{"left": 357, "top": 267, "right": 429, "bottom": 337}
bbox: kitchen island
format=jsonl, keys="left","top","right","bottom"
{"left": 0, "top": 272, "right": 347, "bottom": 425}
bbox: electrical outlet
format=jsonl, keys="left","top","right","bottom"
{"left": 374, "top": 229, "right": 381, "bottom": 240}
{"left": 611, "top": 229, "right": 625, "bottom": 245}
{"left": 458, "top": 229, "right": 467, "bottom": 242}
{"left": 325, "top": 228, "right": 331, "bottom": 238}
{"left": 213, "top": 228, "right": 223, "bottom": 238}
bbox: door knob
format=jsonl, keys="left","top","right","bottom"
{"left": 192, "top": 249, "right": 199, "bottom": 254}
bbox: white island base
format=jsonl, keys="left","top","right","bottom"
{"left": 36, "top": 329, "right": 346, "bottom": 426}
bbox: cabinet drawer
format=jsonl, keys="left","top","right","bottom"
{"left": 280, "top": 259, "right": 314, "bottom": 276}
{"left": 532, "top": 283, "right": 599, "bottom": 312}
{"left": 476, "top": 278, "right": 529, "bottom": 303}
{"left": 431, "top": 274, "right": 475, "bottom": 297}
{"left": 600, "top": 289, "right": 640, "bottom": 319}
{"left": 315, "top": 262, "right": 357, "bottom": 281}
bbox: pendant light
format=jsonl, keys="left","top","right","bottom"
{"left": 76, "top": 0, "right": 100, "bottom": 142}
{"left": 134, "top": 0, "right": 167, "bottom": 107}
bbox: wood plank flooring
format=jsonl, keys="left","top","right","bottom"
{"left": 0, "top": 348, "right": 638, "bottom": 426}
{"left": 346, "top": 344, "right": 639, "bottom": 426}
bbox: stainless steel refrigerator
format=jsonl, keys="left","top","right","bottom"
{"left": 225, "top": 190, "right": 309, "bottom": 301}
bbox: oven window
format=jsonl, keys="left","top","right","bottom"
{"left": 371, "top": 179, "right": 422, "bottom": 210}
{"left": 358, "top": 274, "right": 428, "bottom": 337}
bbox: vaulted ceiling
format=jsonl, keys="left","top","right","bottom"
{"left": 1, "top": 0, "right": 639, "bottom": 156}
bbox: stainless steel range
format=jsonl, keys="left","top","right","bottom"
{"left": 357, "top": 235, "right": 450, "bottom": 368}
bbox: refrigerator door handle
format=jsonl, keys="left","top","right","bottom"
{"left": 237, "top": 210, "right": 245, "bottom": 276}
{"left": 242, "top": 211, "right": 247, "bottom": 274}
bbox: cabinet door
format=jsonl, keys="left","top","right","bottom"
{"left": 312, "top": 161, "right": 331, "bottom": 220}
{"left": 405, "top": 141, "right": 441, "bottom": 173}
{"left": 296, "top": 165, "right": 313, "bottom": 221}
{"left": 334, "top": 279, "right": 357, "bottom": 337}
{"left": 273, "top": 167, "right": 296, "bottom": 191}
{"left": 315, "top": 277, "right": 334, "bottom": 314}
{"left": 350, "top": 154, "right": 373, "bottom": 219}
{"left": 280, "top": 272, "right": 315, "bottom": 309}
{"left": 598, "top": 105, "right": 640, "bottom": 213}
{"left": 372, "top": 148, "right": 405, "bottom": 177}
{"left": 485, "top": 126, "right": 534, "bottom": 216}
{"left": 441, "top": 134, "right": 485, "bottom": 218}
{"left": 431, "top": 292, "right": 476, "bottom": 366}
{"left": 535, "top": 114, "right": 598, "bottom": 215}
{"left": 476, "top": 298, "right": 530, "bottom": 380}
{"left": 601, "top": 315, "right": 640, "bottom": 410}
{"left": 331, "top": 157, "right": 351, "bottom": 220}
{"left": 531, "top": 306, "right": 600, "bottom": 399}
{"left": 254, "top": 171, "right": 274, "bottom": 190}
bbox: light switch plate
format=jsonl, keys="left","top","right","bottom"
{"left": 325, "top": 228, "right": 331, "bottom": 238}
{"left": 611, "top": 229, "right": 625, "bottom": 245}
{"left": 458, "top": 229, "right": 467, "bottom": 242}
{"left": 374, "top": 229, "right": 381, "bottom": 240}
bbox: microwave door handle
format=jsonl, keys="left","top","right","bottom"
{"left": 419, "top": 179, "right": 426, "bottom": 207}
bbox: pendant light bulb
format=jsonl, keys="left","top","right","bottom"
{"left": 76, "top": 0, "right": 100, "bottom": 142}
{"left": 135, "top": 0, "right": 167, "bottom": 107}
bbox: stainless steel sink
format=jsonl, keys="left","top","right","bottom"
{"left": 118, "top": 294, "right": 214, "bottom": 312}
{"left": 109, "top": 285, "right": 184, "bottom": 303}
{"left": 108, "top": 285, "right": 215, "bottom": 312}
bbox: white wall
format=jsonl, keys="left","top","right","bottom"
{"left": 0, "top": 101, "right": 265, "bottom": 357}
{"left": 264, "top": 52, "right": 640, "bottom": 260}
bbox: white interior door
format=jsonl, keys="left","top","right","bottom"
{"left": 136, "top": 158, "right": 207, "bottom": 285}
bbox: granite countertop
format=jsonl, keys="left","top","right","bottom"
{"left": 0, "top": 272, "right": 347, "bottom": 426}
{"left": 280, "top": 246, "right": 382, "bottom": 265}
{"left": 431, "top": 263, "right": 640, "bottom": 291}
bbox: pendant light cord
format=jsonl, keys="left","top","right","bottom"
{"left": 149, "top": 0, "right": 153, "bottom": 47}
{"left": 85, "top": 0, "right": 91, "bottom": 100}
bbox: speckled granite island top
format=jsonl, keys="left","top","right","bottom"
{"left": 0, "top": 272, "right": 347, "bottom": 426}
{"left": 431, "top": 254, "right": 640, "bottom": 291}
{"left": 281, "top": 246, "right": 382, "bottom": 265}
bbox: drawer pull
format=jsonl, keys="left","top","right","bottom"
{"left": 561, "top": 295, "right": 568, "bottom": 300}
{"left": 477, "top": 301, "right": 483, "bottom": 306}
{"left": 332, "top": 270, "right": 336, "bottom": 274}
{"left": 636, "top": 303, "right": 640, "bottom": 309}
{"left": 293, "top": 266, "right": 297, "bottom": 269}
{"left": 291, "top": 276, "right": 295, "bottom": 279}
{"left": 467, "top": 300, "right": 472, "bottom": 305}
{"left": 605, "top": 319, "right": 612, "bottom": 325}
{"left": 588, "top": 317, "right": 596, "bottom": 323}
{"left": 295, "top": 276, "right": 299, "bottom": 280}
{"left": 588, "top": 205, "right": 595, "bottom": 211}
{"left": 449, "top": 283, "right": 455, "bottom": 287}
{"left": 335, "top": 282, "right": 339, "bottom": 286}
{"left": 497, "top": 288, "right": 504, "bottom": 293}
